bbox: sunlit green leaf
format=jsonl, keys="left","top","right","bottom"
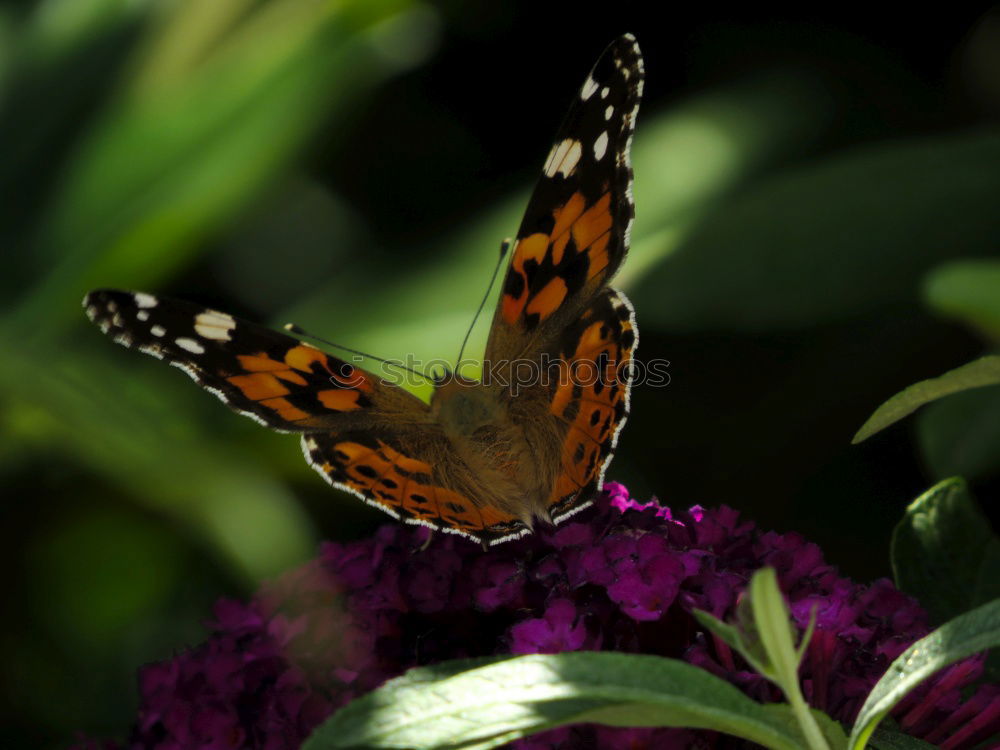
{"left": 304, "top": 652, "right": 817, "bottom": 750}
{"left": 853, "top": 356, "right": 1000, "bottom": 443}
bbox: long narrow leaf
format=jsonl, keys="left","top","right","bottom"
{"left": 853, "top": 356, "right": 1000, "bottom": 443}
{"left": 848, "top": 597, "right": 1000, "bottom": 749}
{"left": 304, "top": 652, "right": 817, "bottom": 750}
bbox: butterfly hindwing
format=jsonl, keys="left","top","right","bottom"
{"left": 545, "top": 287, "right": 637, "bottom": 522}
{"left": 302, "top": 431, "right": 525, "bottom": 544}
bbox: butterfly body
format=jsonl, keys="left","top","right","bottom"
{"left": 84, "top": 35, "right": 644, "bottom": 545}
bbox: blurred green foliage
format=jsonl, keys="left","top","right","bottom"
{"left": 1, "top": 1, "right": 999, "bottom": 747}
{"left": 925, "top": 259, "right": 1000, "bottom": 341}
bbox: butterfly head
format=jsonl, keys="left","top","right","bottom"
{"left": 430, "top": 367, "right": 481, "bottom": 394}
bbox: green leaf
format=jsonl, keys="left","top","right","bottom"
{"left": 697, "top": 572, "right": 831, "bottom": 750}
{"left": 848, "top": 597, "right": 1000, "bottom": 750}
{"left": 762, "top": 705, "right": 849, "bottom": 750}
{"left": 304, "top": 652, "right": 819, "bottom": 750}
{"left": 866, "top": 726, "right": 937, "bottom": 750}
{"left": 748, "top": 568, "right": 799, "bottom": 684}
{"left": 917, "top": 383, "right": 1000, "bottom": 481}
{"left": 795, "top": 608, "right": 817, "bottom": 664}
{"left": 891, "top": 478, "right": 1000, "bottom": 624}
{"left": 748, "top": 569, "right": 831, "bottom": 750}
{"left": 633, "top": 131, "right": 1000, "bottom": 334}
{"left": 924, "top": 259, "right": 1000, "bottom": 341}
{"left": 691, "top": 609, "right": 746, "bottom": 656}
{"left": 852, "top": 356, "right": 1000, "bottom": 443}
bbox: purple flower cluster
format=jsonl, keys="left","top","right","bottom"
{"left": 77, "top": 484, "right": 999, "bottom": 749}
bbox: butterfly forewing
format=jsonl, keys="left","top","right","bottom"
{"left": 485, "top": 34, "right": 643, "bottom": 362}
{"left": 83, "top": 289, "right": 413, "bottom": 432}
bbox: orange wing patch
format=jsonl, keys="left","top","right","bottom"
{"left": 501, "top": 188, "right": 615, "bottom": 328}
{"left": 526, "top": 276, "right": 568, "bottom": 320}
{"left": 225, "top": 344, "right": 374, "bottom": 424}
{"left": 317, "top": 389, "right": 364, "bottom": 411}
{"left": 227, "top": 372, "right": 291, "bottom": 401}
{"left": 261, "top": 397, "right": 310, "bottom": 422}
{"left": 304, "top": 435, "right": 522, "bottom": 539}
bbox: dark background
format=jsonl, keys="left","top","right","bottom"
{"left": 2, "top": 1, "right": 999, "bottom": 746}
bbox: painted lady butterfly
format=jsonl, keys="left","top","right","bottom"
{"left": 84, "top": 35, "right": 643, "bottom": 545}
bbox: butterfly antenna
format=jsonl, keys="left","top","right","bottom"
{"left": 284, "top": 324, "right": 433, "bottom": 383}
{"left": 456, "top": 238, "right": 512, "bottom": 373}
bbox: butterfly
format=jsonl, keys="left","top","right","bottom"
{"left": 83, "top": 34, "right": 643, "bottom": 546}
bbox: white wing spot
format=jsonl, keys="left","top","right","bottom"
{"left": 544, "top": 140, "right": 568, "bottom": 176}
{"left": 138, "top": 344, "right": 164, "bottom": 360}
{"left": 195, "top": 310, "right": 236, "bottom": 341}
{"left": 604, "top": 105, "right": 614, "bottom": 120}
{"left": 580, "top": 75, "right": 599, "bottom": 100}
{"left": 134, "top": 292, "right": 158, "bottom": 308}
{"left": 137, "top": 310, "right": 150, "bottom": 321}
{"left": 593, "top": 131, "right": 609, "bottom": 161}
{"left": 175, "top": 337, "right": 205, "bottom": 354}
{"left": 544, "top": 138, "right": 582, "bottom": 178}
{"left": 151, "top": 325, "right": 166, "bottom": 337}
{"left": 600, "top": 86, "right": 610, "bottom": 99}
